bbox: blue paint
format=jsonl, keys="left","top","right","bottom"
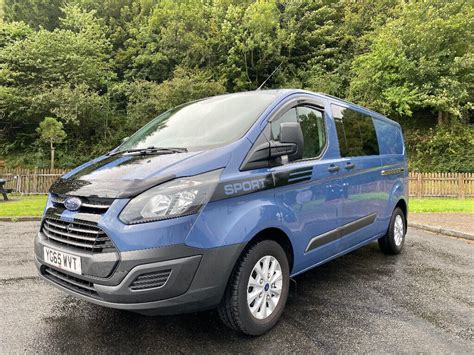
{"left": 60, "top": 209, "right": 77, "bottom": 223}
{"left": 44, "top": 89, "right": 408, "bottom": 278}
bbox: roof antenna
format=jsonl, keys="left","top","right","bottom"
{"left": 256, "top": 61, "right": 284, "bottom": 90}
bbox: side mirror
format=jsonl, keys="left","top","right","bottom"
{"left": 277, "top": 122, "right": 304, "bottom": 161}
{"left": 121, "top": 136, "right": 129, "bottom": 144}
{"left": 241, "top": 122, "right": 304, "bottom": 170}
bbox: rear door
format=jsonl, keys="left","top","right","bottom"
{"left": 331, "top": 104, "right": 387, "bottom": 251}
{"left": 271, "top": 103, "right": 344, "bottom": 273}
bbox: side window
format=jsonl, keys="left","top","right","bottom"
{"left": 332, "top": 104, "right": 379, "bottom": 157}
{"left": 373, "top": 119, "right": 404, "bottom": 155}
{"left": 272, "top": 106, "right": 326, "bottom": 159}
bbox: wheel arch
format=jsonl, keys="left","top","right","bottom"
{"left": 236, "top": 227, "right": 295, "bottom": 273}
{"left": 395, "top": 198, "right": 408, "bottom": 219}
{"left": 394, "top": 198, "right": 408, "bottom": 233}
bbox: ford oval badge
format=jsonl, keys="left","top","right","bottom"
{"left": 64, "top": 197, "right": 82, "bottom": 211}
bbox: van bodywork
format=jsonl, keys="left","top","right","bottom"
{"left": 35, "top": 89, "right": 408, "bottom": 315}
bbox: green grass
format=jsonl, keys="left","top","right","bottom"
{"left": 0, "top": 194, "right": 47, "bottom": 217}
{"left": 409, "top": 198, "right": 474, "bottom": 213}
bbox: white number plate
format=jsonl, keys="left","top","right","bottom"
{"left": 43, "top": 247, "right": 82, "bottom": 275}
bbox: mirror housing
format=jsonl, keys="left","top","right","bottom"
{"left": 241, "top": 122, "right": 304, "bottom": 170}
{"left": 278, "top": 122, "right": 304, "bottom": 161}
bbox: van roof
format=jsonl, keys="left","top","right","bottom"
{"left": 212, "top": 89, "right": 398, "bottom": 126}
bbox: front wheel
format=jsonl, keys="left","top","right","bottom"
{"left": 378, "top": 207, "right": 406, "bottom": 254}
{"left": 218, "top": 240, "right": 290, "bottom": 336}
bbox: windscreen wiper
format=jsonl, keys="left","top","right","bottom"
{"left": 107, "top": 146, "right": 188, "bottom": 157}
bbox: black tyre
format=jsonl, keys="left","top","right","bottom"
{"left": 218, "top": 240, "right": 290, "bottom": 336}
{"left": 378, "top": 207, "right": 406, "bottom": 255}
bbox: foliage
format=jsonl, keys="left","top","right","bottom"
{"left": 0, "top": 5, "right": 116, "bottom": 164}
{"left": 407, "top": 123, "right": 474, "bottom": 173}
{"left": 36, "top": 116, "right": 66, "bottom": 146}
{"left": 350, "top": 0, "right": 473, "bottom": 121}
{"left": 0, "top": 21, "right": 33, "bottom": 47}
{"left": 36, "top": 116, "right": 66, "bottom": 168}
{"left": 3, "top": 0, "right": 66, "bottom": 30}
{"left": 0, "top": 0, "right": 472, "bottom": 172}
{"left": 0, "top": 5, "right": 113, "bottom": 89}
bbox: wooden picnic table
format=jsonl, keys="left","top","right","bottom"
{"left": 0, "top": 178, "right": 15, "bottom": 201}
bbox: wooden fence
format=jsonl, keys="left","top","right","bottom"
{"left": 409, "top": 172, "right": 474, "bottom": 199}
{"left": 0, "top": 168, "right": 67, "bottom": 194}
{"left": 1, "top": 168, "right": 473, "bottom": 198}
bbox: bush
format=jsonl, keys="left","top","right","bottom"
{"left": 407, "top": 123, "right": 474, "bottom": 173}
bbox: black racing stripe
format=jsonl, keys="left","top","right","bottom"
{"left": 289, "top": 171, "right": 313, "bottom": 178}
{"left": 305, "top": 213, "right": 377, "bottom": 253}
{"left": 211, "top": 174, "right": 274, "bottom": 201}
{"left": 273, "top": 171, "right": 290, "bottom": 188}
{"left": 274, "top": 167, "right": 313, "bottom": 188}
{"left": 287, "top": 175, "right": 311, "bottom": 184}
{"left": 212, "top": 167, "right": 314, "bottom": 201}
{"left": 290, "top": 166, "right": 314, "bottom": 174}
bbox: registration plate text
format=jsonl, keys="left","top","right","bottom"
{"left": 43, "top": 247, "right": 82, "bottom": 275}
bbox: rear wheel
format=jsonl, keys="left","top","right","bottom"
{"left": 218, "top": 240, "right": 290, "bottom": 335}
{"left": 378, "top": 207, "right": 406, "bottom": 254}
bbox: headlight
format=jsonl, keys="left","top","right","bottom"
{"left": 120, "top": 169, "right": 222, "bottom": 224}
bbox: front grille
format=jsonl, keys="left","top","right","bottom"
{"left": 43, "top": 266, "right": 100, "bottom": 299}
{"left": 129, "top": 270, "right": 172, "bottom": 290}
{"left": 51, "top": 194, "right": 113, "bottom": 214}
{"left": 41, "top": 218, "right": 115, "bottom": 253}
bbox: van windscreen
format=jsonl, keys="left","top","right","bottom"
{"left": 120, "top": 92, "right": 279, "bottom": 151}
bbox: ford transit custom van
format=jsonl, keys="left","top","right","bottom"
{"left": 35, "top": 90, "right": 408, "bottom": 335}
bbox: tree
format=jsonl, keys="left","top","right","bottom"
{"left": 349, "top": 0, "right": 473, "bottom": 123}
{"left": 36, "top": 117, "right": 67, "bottom": 169}
{"left": 0, "top": 21, "right": 33, "bottom": 48}
{"left": 0, "top": 0, "right": 472, "bottom": 172}
{"left": 0, "top": 5, "right": 115, "bottom": 163}
{"left": 0, "top": 5, "right": 114, "bottom": 89}
{"left": 3, "top": 0, "right": 66, "bottom": 31}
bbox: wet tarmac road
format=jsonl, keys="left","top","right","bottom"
{"left": 1, "top": 222, "right": 473, "bottom": 353}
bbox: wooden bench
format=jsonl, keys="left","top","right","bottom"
{"left": 0, "top": 178, "right": 15, "bottom": 201}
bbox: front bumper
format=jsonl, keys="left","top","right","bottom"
{"left": 35, "top": 232, "right": 245, "bottom": 315}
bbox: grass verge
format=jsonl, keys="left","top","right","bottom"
{"left": 409, "top": 198, "right": 474, "bottom": 213}
{"left": 0, "top": 194, "right": 47, "bottom": 217}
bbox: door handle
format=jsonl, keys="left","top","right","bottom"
{"left": 345, "top": 162, "right": 355, "bottom": 170}
{"left": 328, "top": 164, "right": 340, "bottom": 173}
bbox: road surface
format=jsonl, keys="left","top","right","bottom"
{"left": 1, "top": 222, "right": 472, "bottom": 353}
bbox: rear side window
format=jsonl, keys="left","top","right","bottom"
{"left": 332, "top": 105, "right": 379, "bottom": 157}
{"left": 272, "top": 106, "right": 326, "bottom": 159}
{"left": 373, "top": 119, "right": 404, "bottom": 155}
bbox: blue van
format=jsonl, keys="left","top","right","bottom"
{"left": 35, "top": 90, "right": 408, "bottom": 335}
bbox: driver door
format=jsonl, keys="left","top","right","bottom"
{"left": 271, "top": 105, "right": 344, "bottom": 273}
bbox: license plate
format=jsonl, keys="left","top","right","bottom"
{"left": 43, "top": 247, "right": 82, "bottom": 275}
